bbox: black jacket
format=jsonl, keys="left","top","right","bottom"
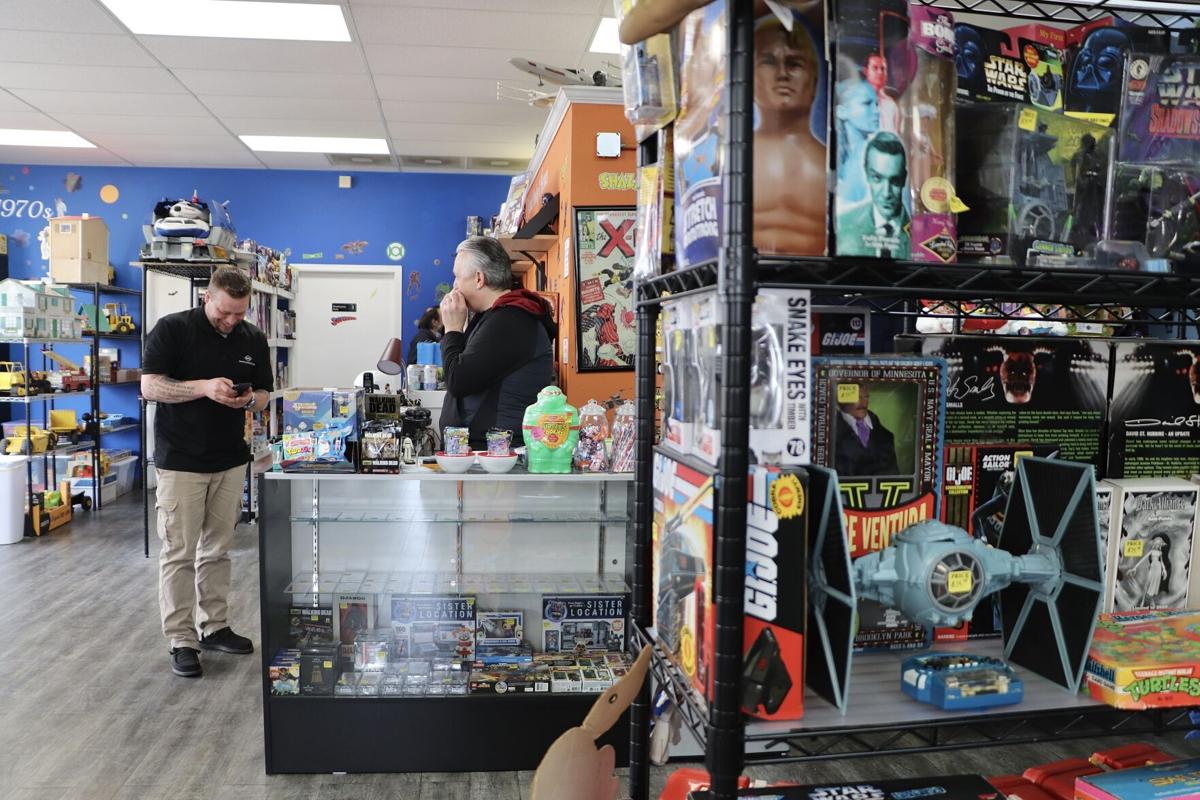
{"left": 834, "top": 411, "right": 900, "bottom": 477}
{"left": 439, "top": 292, "right": 556, "bottom": 449}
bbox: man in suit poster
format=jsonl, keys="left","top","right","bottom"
{"left": 834, "top": 382, "right": 901, "bottom": 477}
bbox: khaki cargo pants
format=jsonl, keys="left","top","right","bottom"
{"left": 156, "top": 465, "right": 245, "bottom": 651}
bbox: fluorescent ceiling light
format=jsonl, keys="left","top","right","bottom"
{"left": 589, "top": 17, "right": 620, "bottom": 54}
{"left": 240, "top": 135, "right": 388, "bottom": 154}
{"left": 99, "top": 0, "right": 351, "bottom": 42}
{"left": 0, "top": 129, "right": 94, "bottom": 148}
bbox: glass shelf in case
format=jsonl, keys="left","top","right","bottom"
{"left": 283, "top": 571, "right": 629, "bottom": 597}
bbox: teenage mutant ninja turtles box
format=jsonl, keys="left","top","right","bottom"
{"left": 1086, "top": 609, "right": 1200, "bottom": 709}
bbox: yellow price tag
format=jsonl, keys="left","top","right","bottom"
{"left": 1125, "top": 539, "right": 1145, "bottom": 558}
{"left": 948, "top": 570, "right": 974, "bottom": 595}
{"left": 949, "top": 195, "right": 970, "bottom": 213}
{"left": 1018, "top": 108, "right": 1038, "bottom": 131}
{"left": 707, "top": 327, "right": 717, "bottom": 347}
{"left": 673, "top": 330, "right": 683, "bottom": 349}
{"left": 309, "top": 614, "right": 320, "bottom": 621}
{"left": 323, "top": 660, "right": 333, "bottom": 669}
{"left": 837, "top": 384, "right": 860, "bottom": 404}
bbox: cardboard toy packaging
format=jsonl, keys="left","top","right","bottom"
{"left": 936, "top": 442, "right": 1058, "bottom": 641}
{"left": 955, "top": 22, "right": 1065, "bottom": 111}
{"left": 1062, "top": 18, "right": 1170, "bottom": 127}
{"left": 49, "top": 216, "right": 110, "bottom": 285}
{"left": 1075, "top": 756, "right": 1200, "bottom": 800}
{"left": 832, "top": 0, "right": 911, "bottom": 258}
{"left": 1086, "top": 610, "right": 1200, "bottom": 709}
{"left": 905, "top": 336, "right": 1111, "bottom": 471}
{"left": 812, "top": 306, "right": 870, "bottom": 356}
{"left": 675, "top": 1, "right": 827, "bottom": 268}
{"left": 541, "top": 595, "right": 626, "bottom": 654}
{"left": 688, "top": 775, "right": 1003, "bottom": 800}
{"left": 1102, "top": 479, "right": 1199, "bottom": 614}
{"left": 652, "top": 451, "right": 809, "bottom": 720}
{"left": 811, "top": 356, "right": 946, "bottom": 650}
{"left": 660, "top": 297, "right": 694, "bottom": 456}
{"left": 954, "top": 103, "right": 1112, "bottom": 264}
{"left": 1108, "top": 341, "right": 1200, "bottom": 479}
{"left": 281, "top": 388, "right": 359, "bottom": 473}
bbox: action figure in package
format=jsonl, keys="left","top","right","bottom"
{"left": 1062, "top": 18, "right": 1169, "bottom": 126}
{"left": 1103, "top": 480, "right": 1199, "bottom": 612}
{"left": 955, "top": 22, "right": 1064, "bottom": 111}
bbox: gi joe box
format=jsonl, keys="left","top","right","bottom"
{"left": 937, "top": 442, "right": 1059, "bottom": 641}
{"left": 1108, "top": 341, "right": 1200, "bottom": 480}
{"left": 653, "top": 450, "right": 809, "bottom": 719}
{"left": 1102, "top": 479, "right": 1199, "bottom": 614}
{"left": 688, "top": 775, "right": 1002, "bottom": 800}
{"left": 541, "top": 595, "right": 626, "bottom": 654}
{"left": 955, "top": 21, "right": 1065, "bottom": 111}
{"left": 1076, "top": 756, "right": 1200, "bottom": 800}
{"left": 392, "top": 595, "right": 477, "bottom": 660}
{"left": 1086, "top": 610, "right": 1200, "bottom": 709}
{"left": 811, "top": 357, "right": 946, "bottom": 651}
{"left": 675, "top": 1, "right": 828, "bottom": 269}
{"left": 906, "top": 336, "right": 1111, "bottom": 470}
{"left": 812, "top": 306, "right": 870, "bottom": 356}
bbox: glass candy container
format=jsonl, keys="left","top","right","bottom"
{"left": 610, "top": 400, "right": 636, "bottom": 473}
{"left": 574, "top": 399, "right": 610, "bottom": 472}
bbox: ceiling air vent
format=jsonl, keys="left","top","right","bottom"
{"left": 397, "top": 155, "right": 469, "bottom": 171}
{"left": 325, "top": 153, "right": 394, "bottom": 168}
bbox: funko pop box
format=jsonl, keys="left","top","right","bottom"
{"left": 653, "top": 450, "right": 808, "bottom": 720}
{"left": 1086, "top": 610, "right": 1200, "bottom": 710}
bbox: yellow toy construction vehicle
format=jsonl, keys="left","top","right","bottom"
{"left": 48, "top": 409, "right": 86, "bottom": 444}
{"left": 0, "top": 361, "right": 28, "bottom": 396}
{"left": 104, "top": 303, "right": 136, "bottom": 335}
{"left": 1, "top": 425, "right": 57, "bottom": 455}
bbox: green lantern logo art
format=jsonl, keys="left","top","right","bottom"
{"left": 386, "top": 242, "right": 405, "bottom": 261}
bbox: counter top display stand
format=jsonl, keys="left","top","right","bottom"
{"left": 258, "top": 469, "right": 633, "bottom": 774}
{"left": 626, "top": 2, "right": 1200, "bottom": 799}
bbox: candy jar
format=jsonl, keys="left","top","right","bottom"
{"left": 522, "top": 386, "right": 580, "bottom": 474}
{"left": 574, "top": 399, "right": 610, "bottom": 472}
{"left": 610, "top": 400, "right": 635, "bottom": 473}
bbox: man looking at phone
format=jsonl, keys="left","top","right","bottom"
{"left": 141, "top": 267, "right": 272, "bottom": 677}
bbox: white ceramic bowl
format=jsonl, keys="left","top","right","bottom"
{"left": 476, "top": 452, "right": 518, "bottom": 474}
{"left": 435, "top": 452, "right": 476, "bottom": 474}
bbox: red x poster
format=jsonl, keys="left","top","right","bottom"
{"left": 574, "top": 206, "right": 636, "bottom": 372}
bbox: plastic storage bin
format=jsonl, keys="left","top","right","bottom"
{"left": 0, "top": 456, "right": 28, "bottom": 544}
{"left": 110, "top": 456, "right": 136, "bottom": 497}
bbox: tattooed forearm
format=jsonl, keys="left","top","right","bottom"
{"left": 141, "top": 374, "right": 203, "bottom": 403}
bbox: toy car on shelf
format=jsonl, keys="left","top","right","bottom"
{"left": 1, "top": 426, "right": 57, "bottom": 455}
{"left": 901, "top": 652, "right": 1024, "bottom": 710}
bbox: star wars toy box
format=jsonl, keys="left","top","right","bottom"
{"left": 281, "top": 388, "right": 359, "bottom": 473}
{"left": 954, "top": 102, "right": 1112, "bottom": 264}
{"left": 955, "top": 22, "right": 1065, "bottom": 111}
{"left": 1086, "top": 610, "right": 1200, "bottom": 709}
{"left": 690, "top": 288, "right": 812, "bottom": 466}
{"left": 688, "top": 775, "right": 1003, "bottom": 800}
{"left": 1108, "top": 341, "right": 1200, "bottom": 479}
{"left": 1075, "top": 756, "right": 1200, "bottom": 800}
{"left": 905, "top": 336, "right": 1111, "bottom": 471}
{"left": 541, "top": 595, "right": 625, "bottom": 654}
{"left": 390, "top": 595, "right": 477, "bottom": 661}
{"left": 937, "top": 442, "right": 1059, "bottom": 641}
{"left": 832, "top": 0, "right": 910, "bottom": 259}
{"left": 811, "top": 357, "right": 945, "bottom": 651}
{"left": 675, "top": 1, "right": 827, "bottom": 269}
{"left": 1062, "top": 19, "right": 1170, "bottom": 127}
{"left": 653, "top": 450, "right": 809, "bottom": 720}
{"left": 1101, "top": 479, "right": 1199, "bottom": 614}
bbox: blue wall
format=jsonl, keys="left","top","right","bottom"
{"left": 0, "top": 162, "right": 507, "bottom": 447}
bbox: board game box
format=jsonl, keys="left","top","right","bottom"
{"left": 1108, "top": 341, "right": 1200, "bottom": 480}
{"left": 1103, "top": 479, "right": 1199, "bottom": 614}
{"left": 1076, "top": 756, "right": 1200, "bottom": 800}
{"left": 689, "top": 775, "right": 1002, "bottom": 800}
{"left": 811, "top": 356, "right": 946, "bottom": 650}
{"left": 1086, "top": 610, "right": 1200, "bottom": 709}
{"left": 541, "top": 595, "right": 626, "bottom": 654}
{"left": 906, "top": 336, "right": 1111, "bottom": 470}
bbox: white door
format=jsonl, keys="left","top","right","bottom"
{"left": 291, "top": 265, "right": 403, "bottom": 388}
{"left": 144, "top": 271, "right": 195, "bottom": 476}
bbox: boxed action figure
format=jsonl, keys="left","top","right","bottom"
{"left": 812, "top": 356, "right": 945, "bottom": 650}
{"left": 691, "top": 775, "right": 1003, "bottom": 800}
{"left": 908, "top": 336, "right": 1111, "bottom": 470}
{"left": 281, "top": 388, "right": 359, "bottom": 473}
{"left": 1109, "top": 341, "right": 1200, "bottom": 479}
{"left": 391, "top": 595, "right": 477, "bottom": 660}
{"left": 334, "top": 593, "right": 373, "bottom": 644}
{"left": 269, "top": 649, "right": 301, "bottom": 696}
{"left": 812, "top": 306, "right": 870, "bottom": 356}
{"left": 653, "top": 451, "right": 809, "bottom": 719}
{"left": 1086, "top": 610, "right": 1200, "bottom": 709}
{"left": 299, "top": 646, "right": 338, "bottom": 696}
{"left": 288, "top": 604, "right": 334, "bottom": 647}
{"left": 691, "top": 288, "right": 812, "bottom": 466}
{"left": 541, "top": 595, "right": 626, "bottom": 653}
{"left": 955, "top": 22, "right": 1064, "bottom": 111}
{"left": 661, "top": 297, "right": 694, "bottom": 455}
{"left": 359, "top": 420, "right": 400, "bottom": 474}
{"left": 675, "top": 1, "right": 827, "bottom": 268}
{"left": 476, "top": 610, "right": 523, "bottom": 649}
{"left": 1103, "top": 479, "right": 1199, "bottom": 613}
{"left": 955, "top": 102, "right": 1112, "bottom": 264}
{"left": 1063, "top": 19, "right": 1170, "bottom": 126}
{"left": 1077, "top": 756, "right": 1200, "bottom": 800}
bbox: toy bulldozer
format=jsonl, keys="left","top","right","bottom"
{"left": 105, "top": 303, "right": 135, "bottom": 334}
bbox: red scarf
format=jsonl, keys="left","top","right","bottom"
{"left": 491, "top": 289, "right": 547, "bottom": 316}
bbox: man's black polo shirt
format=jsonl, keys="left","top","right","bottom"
{"left": 143, "top": 306, "right": 273, "bottom": 473}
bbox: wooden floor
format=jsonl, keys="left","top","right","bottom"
{"left": 0, "top": 494, "right": 1197, "bottom": 800}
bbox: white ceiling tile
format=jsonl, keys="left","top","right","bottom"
{"left": 9, "top": 89, "right": 211, "bottom": 116}
{"left": 0, "top": 1, "right": 127, "bottom": 34}
{"left": 174, "top": 69, "right": 377, "bottom": 100}
{"left": 123, "top": 151, "right": 265, "bottom": 169}
{"left": 387, "top": 121, "right": 536, "bottom": 145}
{"left": 381, "top": 100, "right": 547, "bottom": 127}
{"left": 0, "top": 110, "right": 67, "bottom": 130}
{"left": 351, "top": 6, "right": 594, "bottom": 50}
{"left": 389, "top": 140, "right": 533, "bottom": 160}
{"left": 89, "top": 133, "right": 247, "bottom": 154}
{"left": 222, "top": 118, "right": 386, "bottom": 138}
{"left": 138, "top": 37, "right": 364, "bottom": 74}
{"left": 0, "top": 91, "right": 38, "bottom": 112}
{"left": 201, "top": 94, "right": 382, "bottom": 121}
{"left": 365, "top": 44, "right": 588, "bottom": 78}
{"left": 0, "top": 31, "right": 157, "bottom": 67}
{"left": 256, "top": 152, "right": 395, "bottom": 171}
{"left": 350, "top": 0, "right": 600, "bottom": 12}
{"left": 0, "top": 145, "right": 128, "bottom": 166}
{"left": 374, "top": 75, "right": 508, "bottom": 104}
{"left": 0, "top": 63, "right": 186, "bottom": 94}
{"left": 52, "top": 112, "right": 228, "bottom": 135}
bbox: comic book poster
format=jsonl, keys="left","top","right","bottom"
{"left": 1118, "top": 53, "right": 1200, "bottom": 165}
{"left": 574, "top": 207, "right": 635, "bottom": 372}
{"left": 1107, "top": 483, "right": 1198, "bottom": 613}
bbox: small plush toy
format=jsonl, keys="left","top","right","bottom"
{"left": 522, "top": 386, "right": 580, "bottom": 474}
{"left": 530, "top": 646, "right": 651, "bottom": 800}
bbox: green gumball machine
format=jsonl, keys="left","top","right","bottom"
{"left": 522, "top": 386, "right": 579, "bottom": 474}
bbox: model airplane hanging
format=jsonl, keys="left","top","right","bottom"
{"left": 496, "top": 82, "right": 556, "bottom": 108}
{"left": 508, "top": 58, "right": 621, "bottom": 88}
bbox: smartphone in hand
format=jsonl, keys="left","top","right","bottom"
{"left": 232, "top": 382, "right": 253, "bottom": 396}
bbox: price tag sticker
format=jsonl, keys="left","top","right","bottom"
{"left": 948, "top": 570, "right": 974, "bottom": 595}
{"left": 1125, "top": 539, "right": 1145, "bottom": 558}
{"left": 708, "top": 327, "right": 717, "bottom": 347}
{"left": 673, "top": 330, "right": 683, "bottom": 349}
{"left": 1018, "top": 108, "right": 1039, "bottom": 131}
{"left": 323, "top": 660, "right": 333, "bottom": 669}
{"left": 837, "top": 384, "right": 860, "bottom": 404}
